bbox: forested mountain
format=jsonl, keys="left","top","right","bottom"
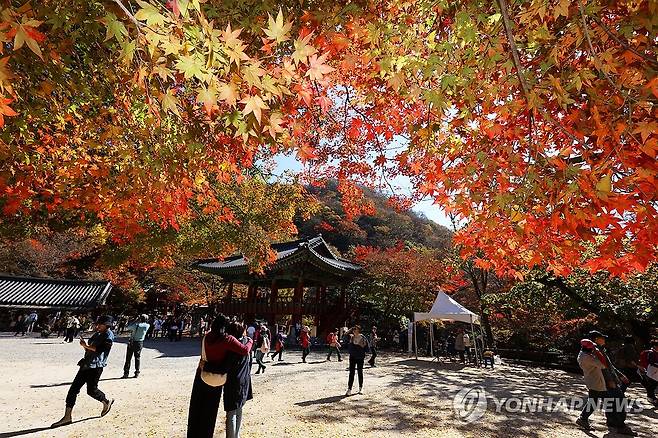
{"left": 295, "top": 181, "right": 452, "bottom": 254}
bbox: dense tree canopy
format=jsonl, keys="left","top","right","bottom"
{"left": 0, "top": 0, "right": 656, "bottom": 278}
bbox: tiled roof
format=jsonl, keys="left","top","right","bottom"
{"left": 193, "top": 235, "right": 362, "bottom": 277}
{"left": 0, "top": 275, "right": 113, "bottom": 309}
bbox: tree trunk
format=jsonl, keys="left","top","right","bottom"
{"left": 465, "top": 264, "right": 495, "bottom": 346}
{"left": 479, "top": 305, "right": 495, "bottom": 347}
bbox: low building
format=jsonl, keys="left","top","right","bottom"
{"left": 0, "top": 275, "right": 112, "bottom": 330}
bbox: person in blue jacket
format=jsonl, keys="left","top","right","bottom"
{"left": 51, "top": 315, "right": 115, "bottom": 428}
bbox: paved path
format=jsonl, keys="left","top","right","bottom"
{"left": 0, "top": 335, "right": 656, "bottom": 437}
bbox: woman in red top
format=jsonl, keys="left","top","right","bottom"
{"left": 300, "top": 326, "right": 311, "bottom": 363}
{"left": 187, "top": 314, "right": 252, "bottom": 438}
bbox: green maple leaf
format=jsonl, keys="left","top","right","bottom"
{"left": 161, "top": 89, "right": 180, "bottom": 116}
{"left": 243, "top": 61, "right": 265, "bottom": 88}
{"left": 135, "top": 1, "right": 166, "bottom": 27}
{"left": 263, "top": 8, "right": 292, "bottom": 44}
{"left": 176, "top": 54, "right": 206, "bottom": 80}
{"left": 119, "top": 40, "right": 136, "bottom": 64}
{"left": 103, "top": 13, "right": 128, "bottom": 42}
{"left": 161, "top": 37, "right": 182, "bottom": 56}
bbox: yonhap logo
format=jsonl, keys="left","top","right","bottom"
{"left": 453, "top": 386, "right": 487, "bottom": 423}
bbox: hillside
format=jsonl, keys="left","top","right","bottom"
{"left": 295, "top": 181, "right": 453, "bottom": 253}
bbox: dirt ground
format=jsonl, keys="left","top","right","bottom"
{"left": 0, "top": 334, "right": 656, "bottom": 438}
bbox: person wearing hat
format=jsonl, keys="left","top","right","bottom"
{"left": 576, "top": 331, "right": 635, "bottom": 436}
{"left": 123, "top": 314, "right": 150, "bottom": 379}
{"left": 51, "top": 315, "right": 115, "bottom": 428}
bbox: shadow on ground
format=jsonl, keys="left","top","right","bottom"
{"left": 123, "top": 338, "right": 203, "bottom": 359}
{"left": 0, "top": 416, "right": 98, "bottom": 437}
{"left": 297, "top": 356, "right": 658, "bottom": 437}
{"left": 31, "top": 376, "right": 129, "bottom": 388}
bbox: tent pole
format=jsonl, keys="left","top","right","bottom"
{"left": 414, "top": 319, "right": 418, "bottom": 360}
{"left": 470, "top": 315, "right": 478, "bottom": 367}
{"left": 430, "top": 320, "right": 434, "bottom": 359}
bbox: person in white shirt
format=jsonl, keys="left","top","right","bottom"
{"left": 27, "top": 311, "right": 38, "bottom": 333}
{"left": 463, "top": 333, "right": 472, "bottom": 362}
{"left": 153, "top": 318, "right": 162, "bottom": 338}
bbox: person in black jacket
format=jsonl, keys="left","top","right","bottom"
{"left": 346, "top": 325, "right": 370, "bottom": 396}
{"left": 224, "top": 321, "right": 253, "bottom": 438}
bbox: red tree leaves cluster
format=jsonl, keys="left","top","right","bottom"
{"left": 0, "top": 1, "right": 656, "bottom": 278}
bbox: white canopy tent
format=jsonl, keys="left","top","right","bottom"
{"left": 413, "top": 291, "right": 481, "bottom": 364}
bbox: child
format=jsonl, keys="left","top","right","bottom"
{"left": 483, "top": 348, "right": 495, "bottom": 369}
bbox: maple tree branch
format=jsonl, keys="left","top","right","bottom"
{"left": 577, "top": 0, "right": 637, "bottom": 104}
{"left": 591, "top": 16, "right": 658, "bottom": 68}
{"left": 112, "top": 0, "right": 142, "bottom": 33}
{"left": 495, "top": 0, "right": 580, "bottom": 144}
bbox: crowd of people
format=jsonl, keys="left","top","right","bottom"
{"left": 575, "top": 330, "right": 658, "bottom": 436}
{"left": 115, "top": 314, "right": 208, "bottom": 341}
{"left": 8, "top": 309, "right": 212, "bottom": 343}
{"left": 11, "top": 311, "right": 96, "bottom": 341}
{"left": 45, "top": 311, "right": 381, "bottom": 438}
{"left": 19, "top": 309, "right": 655, "bottom": 438}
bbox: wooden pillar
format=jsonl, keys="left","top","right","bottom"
{"left": 245, "top": 282, "right": 256, "bottom": 322}
{"left": 225, "top": 282, "right": 234, "bottom": 302}
{"left": 340, "top": 286, "right": 346, "bottom": 310}
{"left": 313, "top": 286, "right": 320, "bottom": 327}
{"left": 292, "top": 277, "right": 304, "bottom": 326}
{"left": 268, "top": 279, "right": 278, "bottom": 327}
{"left": 318, "top": 285, "right": 327, "bottom": 337}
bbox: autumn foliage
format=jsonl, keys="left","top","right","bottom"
{"left": 0, "top": 0, "right": 656, "bottom": 278}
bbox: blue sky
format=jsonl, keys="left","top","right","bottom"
{"left": 272, "top": 154, "right": 453, "bottom": 228}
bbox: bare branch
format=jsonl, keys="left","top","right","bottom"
{"left": 113, "top": 0, "right": 142, "bottom": 33}
{"left": 577, "top": 0, "right": 636, "bottom": 103}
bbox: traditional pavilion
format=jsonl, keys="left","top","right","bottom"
{"left": 192, "top": 235, "right": 362, "bottom": 336}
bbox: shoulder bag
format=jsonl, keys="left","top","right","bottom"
{"left": 200, "top": 336, "right": 227, "bottom": 387}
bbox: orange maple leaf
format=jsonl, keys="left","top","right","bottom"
{"left": 0, "top": 96, "right": 18, "bottom": 127}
